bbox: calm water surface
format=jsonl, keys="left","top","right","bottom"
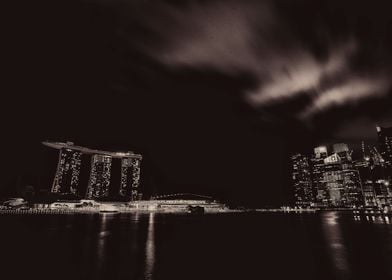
{"left": 0, "top": 212, "right": 391, "bottom": 280}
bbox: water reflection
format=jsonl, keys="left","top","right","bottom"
{"left": 321, "top": 212, "right": 350, "bottom": 280}
{"left": 82, "top": 214, "right": 95, "bottom": 272}
{"left": 1, "top": 212, "right": 392, "bottom": 280}
{"left": 353, "top": 214, "right": 391, "bottom": 224}
{"left": 92, "top": 212, "right": 157, "bottom": 280}
{"left": 144, "top": 213, "right": 156, "bottom": 280}
{"left": 97, "top": 214, "right": 110, "bottom": 269}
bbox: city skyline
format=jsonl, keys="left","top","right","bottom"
{"left": 3, "top": 1, "right": 392, "bottom": 280}
{"left": 3, "top": 0, "right": 392, "bottom": 208}
{"left": 3, "top": 123, "right": 392, "bottom": 208}
{"left": 291, "top": 125, "right": 392, "bottom": 209}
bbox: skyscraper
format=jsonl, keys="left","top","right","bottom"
{"left": 293, "top": 144, "right": 363, "bottom": 208}
{"left": 51, "top": 147, "right": 82, "bottom": 195}
{"left": 311, "top": 146, "right": 328, "bottom": 206}
{"left": 361, "top": 180, "right": 377, "bottom": 207}
{"left": 291, "top": 154, "right": 314, "bottom": 207}
{"left": 314, "top": 146, "right": 328, "bottom": 159}
{"left": 322, "top": 153, "right": 345, "bottom": 207}
{"left": 332, "top": 143, "right": 363, "bottom": 207}
{"left": 376, "top": 126, "right": 392, "bottom": 166}
{"left": 130, "top": 158, "right": 142, "bottom": 201}
{"left": 318, "top": 146, "right": 363, "bottom": 207}
{"left": 119, "top": 157, "right": 134, "bottom": 198}
{"left": 332, "top": 143, "right": 349, "bottom": 154}
{"left": 356, "top": 144, "right": 391, "bottom": 208}
{"left": 373, "top": 179, "right": 392, "bottom": 207}
{"left": 119, "top": 157, "right": 142, "bottom": 200}
{"left": 86, "top": 154, "right": 112, "bottom": 199}
{"left": 44, "top": 142, "right": 143, "bottom": 201}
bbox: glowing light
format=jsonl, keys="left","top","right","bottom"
{"left": 144, "top": 213, "right": 156, "bottom": 280}
{"left": 321, "top": 212, "right": 350, "bottom": 278}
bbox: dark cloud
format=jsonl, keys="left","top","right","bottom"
{"left": 122, "top": 0, "right": 392, "bottom": 127}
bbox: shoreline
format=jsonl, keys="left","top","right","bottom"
{"left": 0, "top": 208, "right": 391, "bottom": 216}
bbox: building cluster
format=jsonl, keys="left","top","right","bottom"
{"left": 291, "top": 126, "right": 392, "bottom": 209}
{"left": 43, "top": 141, "right": 142, "bottom": 201}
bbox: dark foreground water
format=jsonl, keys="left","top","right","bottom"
{"left": 0, "top": 212, "right": 391, "bottom": 280}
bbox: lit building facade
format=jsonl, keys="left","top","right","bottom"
{"left": 373, "top": 180, "right": 392, "bottom": 207}
{"left": 310, "top": 146, "right": 328, "bottom": 206}
{"left": 290, "top": 126, "right": 392, "bottom": 208}
{"left": 320, "top": 150, "right": 362, "bottom": 207}
{"left": 130, "top": 158, "right": 142, "bottom": 200}
{"left": 362, "top": 180, "right": 377, "bottom": 206}
{"left": 341, "top": 167, "right": 363, "bottom": 207}
{"left": 356, "top": 140, "right": 392, "bottom": 208}
{"left": 120, "top": 158, "right": 133, "bottom": 197}
{"left": 356, "top": 153, "right": 377, "bottom": 206}
{"left": 377, "top": 126, "right": 392, "bottom": 167}
{"left": 119, "top": 157, "right": 142, "bottom": 200}
{"left": 333, "top": 144, "right": 363, "bottom": 207}
{"left": 44, "top": 141, "right": 142, "bottom": 200}
{"left": 86, "top": 154, "right": 112, "bottom": 199}
{"left": 291, "top": 154, "right": 314, "bottom": 207}
{"left": 294, "top": 144, "right": 362, "bottom": 208}
{"left": 51, "top": 147, "right": 82, "bottom": 195}
{"left": 322, "top": 153, "right": 345, "bottom": 207}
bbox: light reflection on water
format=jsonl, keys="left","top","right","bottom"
{"left": 321, "top": 212, "right": 350, "bottom": 280}
{"left": 6, "top": 212, "right": 390, "bottom": 280}
{"left": 94, "top": 212, "right": 156, "bottom": 279}
{"left": 353, "top": 214, "right": 391, "bottom": 224}
{"left": 353, "top": 213, "right": 392, "bottom": 260}
{"left": 91, "top": 212, "right": 392, "bottom": 280}
{"left": 144, "top": 213, "right": 155, "bottom": 280}
{"left": 97, "top": 214, "right": 110, "bottom": 269}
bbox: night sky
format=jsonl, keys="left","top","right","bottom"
{"left": 3, "top": 0, "right": 392, "bottom": 206}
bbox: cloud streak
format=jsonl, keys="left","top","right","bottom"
{"left": 128, "top": 0, "right": 391, "bottom": 121}
{"left": 300, "top": 76, "right": 390, "bottom": 118}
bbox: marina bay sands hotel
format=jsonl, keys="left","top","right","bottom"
{"left": 43, "top": 141, "right": 142, "bottom": 201}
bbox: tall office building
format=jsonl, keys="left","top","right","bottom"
{"left": 290, "top": 133, "right": 392, "bottom": 208}
{"left": 376, "top": 126, "right": 392, "bottom": 166}
{"left": 322, "top": 148, "right": 362, "bottom": 207}
{"left": 51, "top": 148, "right": 82, "bottom": 195}
{"left": 372, "top": 128, "right": 392, "bottom": 206}
{"left": 355, "top": 144, "right": 392, "bottom": 207}
{"left": 131, "top": 158, "right": 142, "bottom": 201}
{"left": 322, "top": 153, "right": 345, "bottom": 207}
{"left": 291, "top": 154, "right": 314, "bottom": 207}
{"left": 119, "top": 158, "right": 134, "bottom": 198}
{"left": 314, "top": 146, "right": 328, "bottom": 158}
{"left": 332, "top": 143, "right": 349, "bottom": 154}
{"left": 373, "top": 180, "right": 392, "bottom": 207}
{"left": 333, "top": 144, "right": 363, "bottom": 207}
{"left": 362, "top": 180, "right": 377, "bottom": 206}
{"left": 341, "top": 167, "right": 363, "bottom": 207}
{"left": 311, "top": 146, "right": 328, "bottom": 206}
{"left": 86, "top": 154, "right": 112, "bottom": 199}
{"left": 300, "top": 144, "right": 363, "bottom": 207}
{"left": 44, "top": 141, "right": 143, "bottom": 201}
{"left": 119, "top": 157, "right": 142, "bottom": 200}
